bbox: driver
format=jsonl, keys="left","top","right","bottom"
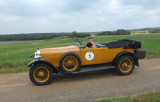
{"left": 86, "top": 37, "right": 96, "bottom": 48}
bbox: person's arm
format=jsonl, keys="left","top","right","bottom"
{"left": 92, "top": 42, "right": 97, "bottom": 48}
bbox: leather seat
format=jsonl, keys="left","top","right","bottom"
{"left": 96, "top": 44, "right": 107, "bottom": 48}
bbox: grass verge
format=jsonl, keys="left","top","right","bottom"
{"left": 93, "top": 91, "right": 160, "bottom": 102}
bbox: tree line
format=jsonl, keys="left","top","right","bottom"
{"left": 71, "top": 31, "right": 91, "bottom": 38}
{"left": 96, "top": 29, "right": 131, "bottom": 36}
{"left": 0, "top": 32, "right": 91, "bottom": 41}
{"left": 2, "top": 27, "right": 159, "bottom": 41}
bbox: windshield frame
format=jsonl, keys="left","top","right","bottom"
{"left": 73, "top": 37, "right": 84, "bottom": 50}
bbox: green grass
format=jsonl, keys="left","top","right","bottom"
{"left": 0, "top": 34, "right": 160, "bottom": 73}
{"left": 93, "top": 91, "right": 160, "bottom": 102}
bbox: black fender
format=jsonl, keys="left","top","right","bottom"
{"left": 113, "top": 51, "right": 139, "bottom": 66}
{"left": 28, "top": 59, "right": 59, "bottom": 73}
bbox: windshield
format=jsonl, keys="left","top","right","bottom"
{"left": 73, "top": 37, "right": 84, "bottom": 48}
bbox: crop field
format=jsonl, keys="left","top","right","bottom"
{"left": 0, "top": 34, "right": 160, "bottom": 73}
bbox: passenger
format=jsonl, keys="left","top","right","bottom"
{"left": 86, "top": 37, "right": 96, "bottom": 48}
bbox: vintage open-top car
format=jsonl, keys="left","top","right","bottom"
{"left": 28, "top": 37, "right": 146, "bottom": 85}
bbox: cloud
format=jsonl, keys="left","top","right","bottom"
{"left": 0, "top": 0, "right": 160, "bottom": 34}
{"left": 121, "top": 0, "right": 160, "bottom": 9}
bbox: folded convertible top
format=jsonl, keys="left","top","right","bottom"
{"left": 105, "top": 39, "right": 141, "bottom": 49}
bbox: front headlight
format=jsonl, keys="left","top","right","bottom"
{"left": 34, "top": 48, "right": 41, "bottom": 59}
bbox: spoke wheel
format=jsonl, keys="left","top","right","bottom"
{"left": 33, "top": 67, "right": 50, "bottom": 83}
{"left": 29, "top": 64, "right": 53, "bottom": 86}
{"left": 119, "top": 58, "right": 132, "bottom": 73}
{"left": 116, "top": 55, "right": 135, "bottom": 75}
{"left": 62, "top": 56, "right": 78, "bottom": 71}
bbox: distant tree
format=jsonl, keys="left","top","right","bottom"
{"left": 116, "top": 29, "right": 130, "bottom": 35}
{"left": 96, "top": 32, "right": 105, "bottom": 36}
{"left": 72, "top": 31, "right": 78, "bottom": 37}
{"left": 97, "top": 31, "right": 116, "bottom": 36}
{"left": 96, "top": 29, "right": 130, "bottom": 36}
{"left": 72, "top": 31, "right": 91, "bottom": 38}
{"left": 0, "top": 33, "right": 73, "bottom": 41}
{"left": 104, "top": 31, "right": 113, "bottom": 35}
{"left": 151, "top": 29, "right": 160, "bottom": 33}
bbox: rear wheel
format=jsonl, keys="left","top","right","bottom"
{"left": 116, "top": 55, "right": 135, "bottom": 75}
{"left": 29, "top": 63, "right": 53, "bottom": 85}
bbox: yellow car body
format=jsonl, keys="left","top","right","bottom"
{"left": 40, "top": 45, "right": 134, "bottom": 67}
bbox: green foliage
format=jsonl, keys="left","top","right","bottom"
{"left": 97, "top": 29, "right": 130, "bottom": 36}
{"left": 151, "top": 28, "right": 160, "bottom": 33}
{"left": 98, "top": 31, "right": 114, "bottom": 36}
{"left": 116, "top": 29, "right": 130, "bottom": 35}
{"left": 0, "top": 32, "right": 91, "bottom": 41}
{"left": 72, "top": 31, "right": 91, "bottom": 38}
{"left": 0, "top": 33, "right": 72, "bottom": 41}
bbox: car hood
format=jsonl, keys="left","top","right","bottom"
{"left": 40, "top": 45, "right": 80, "bottom": 54}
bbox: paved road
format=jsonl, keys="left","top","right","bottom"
{"left": 0, "top": 58, "right": 160, "bottom": 102}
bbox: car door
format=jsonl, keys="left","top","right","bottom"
{"left": 80, "top": 48, "right": 106, "bottom": 65}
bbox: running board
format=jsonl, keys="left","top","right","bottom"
{"left": 72, "top": 64, "right": 116, "bottom": 74}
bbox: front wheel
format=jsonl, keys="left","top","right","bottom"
{"left": 116, "top": 55, "right": 135, "bottom": 75}
{"left": 29, "top": 63, "right": 53, "bottom": 85}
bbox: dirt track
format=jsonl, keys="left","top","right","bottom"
{"left": 0, "top": 58, "right": 160, "bottom": 102}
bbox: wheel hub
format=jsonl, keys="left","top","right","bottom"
{"left": 38, "top": 71, "right": 44, "bottom": 77}
{"left": 122, "top": 63, "right": 128, "bottom": 68}
{"left": 124, "top": 63, "right": 128, "bottom": 68}
{"left": 68, "top": 60, "right": 73, "bottom": 66}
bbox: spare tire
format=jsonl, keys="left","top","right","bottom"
{"left": 59, "top": 52, "right": 81, "bottom": 72}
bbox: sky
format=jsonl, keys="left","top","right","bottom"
{"left": 0, "top": 0, "right": 160, "bottom": 34}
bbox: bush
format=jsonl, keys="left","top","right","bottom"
{"left": 96, "top": 29, "right": 130, "bottom": 36}
{"left": 151, "top": 28, "right": 160, "bottom": 33}
{"left": 116, "top": 29, "right": 130, "bottom": 35}
{"left": 72, "top": 31, "right": 91, "bottom": 38}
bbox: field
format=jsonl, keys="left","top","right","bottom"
{"left": 0, "top": 34, "right": 160, "bottom": 73}
{"left": 93, "top": 91, "right": 160, "bottom": 102}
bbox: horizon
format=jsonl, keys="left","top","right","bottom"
{"left": 0, "top": 26, "right": 159, "bottom": 35}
